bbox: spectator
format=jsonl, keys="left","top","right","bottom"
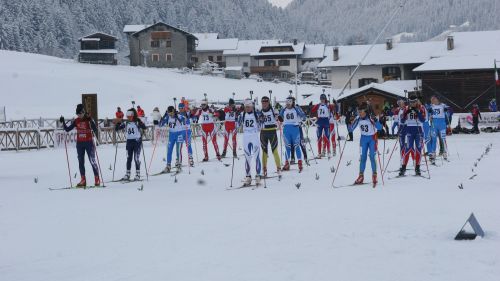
{"left": 151, "top": 107, "right": 162, "bottom": 125}
{"left": 137, "top": 106, "right": 145, "bottom": 118}
{"left": 471, "top": 104, "right": 482, "bottom": 134}
{"left": 181, "top": 97, "right": 189, "bottom": 109}
{"left": 489, "top": 98, "right": 497, "bottom": 112}
{"left": 116, "top": 107, "right": 124, "bottom": 119}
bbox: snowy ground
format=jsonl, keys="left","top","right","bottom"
{"left": 1, "top": 50, "right": 499, "bottom": 280}
{"left": 1, "top": 126, "right": 499, "bottom": 281}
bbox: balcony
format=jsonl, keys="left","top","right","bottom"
{"left": 250, "top": 66, "right": 280, "bottom": 73}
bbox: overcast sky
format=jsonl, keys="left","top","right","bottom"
{"left": 268, "top": 0, "right": 293, "bottom": 8}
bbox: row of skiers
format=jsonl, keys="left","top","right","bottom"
{"left": 59, "top": 92, "right": 451, "bottom": 188}
{"left": 155, "top": 95, "right": 324, "bottom": 186}
{"left": 348, "top": 93, "right": 452, "bottom": 186}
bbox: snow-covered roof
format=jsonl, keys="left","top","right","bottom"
{"left": 225, "top": 66, "right": 243, "bottom": 71}
{"left": 78, "top": 32, "right": 117, "bottom": 41}
{"left": 128, "top": 22, "right": 197, "bottom": 39}
{"left": 123, "top": 24, "right": 151, "bottom": 33}
{"left": 193, "top": 33, "right": 219, "bottom": 40}
{"left": 318, "top": 41, "right": 443, "bottom": 68}
{"left": 414, "top": 55, "right": 500, "bottom": 72}
{"left": 319, "top": 30, "right": 500, "bottom": 70}
{"left": 253, "top": 42, "right": 305, "bottom": 57}
{"left": 381, "top": 80, "right": 421, "bottom": 92}
{"left": 79, "top": 49, "right": 118, "bottom": 54}
{"left": 336, "top": 82, "right": 408, "bottom": 101}
{"left": 223, "top": 40, "right": 281, "bottom": 56}
{"left": 81, "top": 38, "right": 100, "bottom": 42}
{"left": 302, "top": 44, "right": 326, "bottom": 59}
{"left": 196, "top": 38, "right": 238, "bottom": 52}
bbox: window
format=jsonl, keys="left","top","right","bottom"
{"left": 151, "top": 54, "right": 160, "bottom": 62}
{"left": 208, "top": 56, "right": 214, "bottom": 62}
{"left": 166, "top": 40, "right": 171, "bottom": 48}
{"left": 358, "top": 78, "right": 378, "bottom": 87}
{"left": 264, "top": 60, "right": 276, "bottom": 67}
{"left": 243, "top": 62, "right": 249, "bottom": 67}
{"left": 217, "top": 56, "right": 223, "bottom": 62}
{"left": 382, "top": 66, "right": 401, "bottom": 80}
{"left": 166, "top": 53, "right": 173, "bottom": 62}
{"left": 280, "top": 72, "right": 288, "bottom": 79}
{"left": 151, "top": 40, "right": 160, "bottom": 48}
{"left": 278, "top": 60, "right": 290, "bottom": 66}
{"left": 192, "top": 56, "right": 199, "bottom": 63}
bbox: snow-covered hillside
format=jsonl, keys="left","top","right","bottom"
{"left": 0, "top": 50, "right": 319, "bottom": 120}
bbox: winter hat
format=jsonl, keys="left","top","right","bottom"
{"left": 76, "top": 104, "right": 85, "bottom": 115}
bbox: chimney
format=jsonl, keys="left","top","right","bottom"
{"left": 386, "top": 38, "right": 393, "bottom": 50}
{"left": 293, "top": 39, "right": 298, "bottom": 45}
{"left": 333, "top": 47, "right": 339, "bottom": 61}
{"left": 447, "top": 35, "right": 454, "bottom": 50}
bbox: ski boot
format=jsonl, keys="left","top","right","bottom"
{"left": 415, "top": 165, "right": 421, "bottom": 176}
{"left": 221, "top": 150, "right": 227, "bottom": 158}
{"left": 354, "top": 173, "right": 364, "bottom": 185}
{"left": 298, "top": 160, "right": 303, "bottom": 172}
{"left": 134, "top": 170, "right": 141, "bottom": 181}
{"left": 175, "top": 159, "right": 182, "bottom": 169}
{"left": 202, "top": 155, "right": 209, "bottom": 162}
{"left": 443, "top": 152, "right": 448, "bottom": 161}
{"left": 332, "top": 150, "right": 337, "bottom": 157}
{"left": 76, "top": 176, "right": 86, "bottom": 188}
{"left": 398, "top": 165, "right": 407, "bottom": 177}
{"left": 321, "top": 151, "right": 326, "bottom": 158}
{"left": 233, "top": 150, "right": 237, "bottom": 158}
{"left": 163, "top": 164, "right": 171, "bottom": 174}
{"left": 255, "top": 175, "right": 262, "bottom": 186}
{"left": 429, "top": 153, "right": 436, "bottom": 165}
{"left": 372, "top": 173, "right": 378, "bottom": 188}
{"left": 282, "top": 161, "right": 290, "bottom": 171}
{"left": 216, "top": 154, "right": 222, "bottom": 161}
{"left": 94, "top": 175, "right": 101, "bottom": 187}
{"left": 121, "top": 171, "right": 131, "bottom": 181}
{"left": 263, "top": 166, "right": 267, "bottom": 178}
{"left": 243, "top": 176, "right": 252, "bottom": 187}
{"left": 189, "top": 156, "right": 194, "bottom": 167}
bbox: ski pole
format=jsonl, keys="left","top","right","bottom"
{"left": 91, "top": 132, "right": 106, "bottom": 187}
{"left": 331, "top": 138, "right": 348, "bottom": 188}
{"left": 376, "top": 140, "right": 385, "bottom": 186}
{"left": 230, "top": 150, "right": 236, "bottom": 187}
{"left": 305, "top": 123, "right": 318, "bottom": 164}
{"left": 279, "top": 122, "right": 284, "bottom": 161}
{"left": 148, "top": 128, "right": 159, "bottom": 173}
{"left": 191, "top": 123, "right": 200, "bottom": 163}
{"left": 112, "top": 139, "right": 118, "bottom": 182}
{"left": 382, "top": 136, "right": 386, "bottom": 168}
{"left": 420, "top": 132, "right": 431, "bottom": 179}
{"left": 63, "top": 132, "right": 73, "bottom": 188}
{"left": 141, "top": 140, "right": 149, "bottom": 181}
{"left": 382, "top": 138, "right": 399, "bottom": 177}
{"left": 185, "top": 127, "right": 191, "bottom": 174}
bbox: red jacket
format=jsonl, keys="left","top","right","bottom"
{"left": 116, "top": 111, "right": 124, "bottom": 119}
{"left": 63, "top": 117, "right": 97, "bottom": 142}
{"left": 137, "top": 108, "right": 145, "bottom": 117}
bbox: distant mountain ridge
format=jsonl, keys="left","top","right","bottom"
{"left": 0, "top": 0, "right": 498, "bottom": 62}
